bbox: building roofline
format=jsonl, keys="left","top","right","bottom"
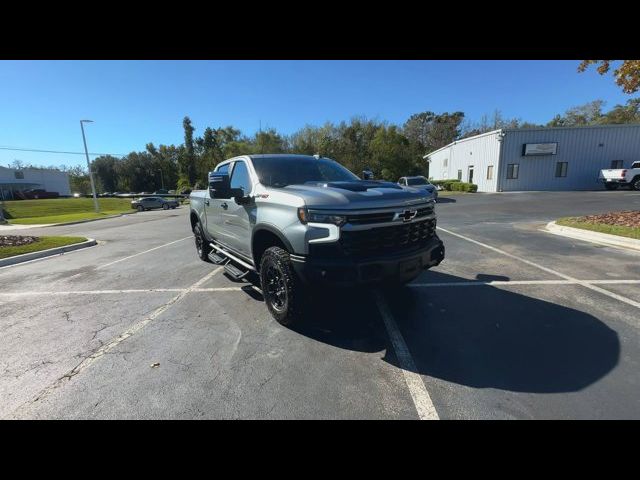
{"left": 423, "top": 129, "right": 502, "bottom": 158}
{"left": 423, "top": 123, "right": 640, "bottom": 159}
{"left": 501, "top": 123, "right": 640, "bottom": 133}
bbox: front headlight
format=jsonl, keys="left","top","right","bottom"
{"left": 297, "top": 207, "right": 346, "bottom": 226}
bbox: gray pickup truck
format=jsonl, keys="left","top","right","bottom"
{"left": 190, "top": 154, "right": 445, "bottom": 325}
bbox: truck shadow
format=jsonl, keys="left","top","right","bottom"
{"left": 288, "top": 271, "right": 620, "bottom": 394}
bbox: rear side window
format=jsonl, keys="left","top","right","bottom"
{"left": 632, "top": 161, "right": 640, "bottom": 169}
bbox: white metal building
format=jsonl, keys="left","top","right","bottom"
{"left": 0, "top": 166, "right": 71, "bottom": 199}
{"left": 424, "top": 124, "right": 640, "bottom": 192}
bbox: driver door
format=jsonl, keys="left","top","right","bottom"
{"left": 223, "top": 160, "right": 255, "bottom": 257}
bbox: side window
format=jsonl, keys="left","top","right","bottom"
{"left": 216, "top": 163, "right": 230, "bottom": 175}
{"left": 630, "top": 161, "right": 640, "bottom": 169}
{"left": 457, "top": 169, "right": 462, "bottom": 181}
{"left": 555, "top": 162, "right": 568, "bottom": 178}
{"left": 507, "top": 164, "right": 519, "bottom": 179}
{"left": 487, "top": 165, "right": 494, "bottom": 180}
{"left": 230, "top": 161, "right": 251, "bottom": 194}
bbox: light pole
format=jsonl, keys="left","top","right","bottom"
{"left": 80, "top": 119, "right": 100, "bottom": 213}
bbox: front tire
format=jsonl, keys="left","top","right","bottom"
{"left": 260, "top": 246, "right": 304, "bottom": 326}
{"left": 163, "top": 203, "right": 169, "bottom": 210}
{"left": 136, "top": 205, "right": 144, "bottom": 212}
{"left": 193, "top": 222, "right": 212, "bottom": 261}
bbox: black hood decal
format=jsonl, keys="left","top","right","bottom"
{"left": 302, "top": 180, "right": 402, "bottom": 192}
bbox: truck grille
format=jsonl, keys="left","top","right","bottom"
{"left": 345, "top": 206, "right": 434, "bottom": 225}
{"left": 340, "top": 218, "right": 436, "bottom": 258}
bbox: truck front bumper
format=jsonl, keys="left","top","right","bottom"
{"left": 291, "top": 235, "right": 445, "bottom": 286}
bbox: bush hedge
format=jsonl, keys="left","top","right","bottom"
{"left": 430, "top": 179, "right": 477, "bottom": 192}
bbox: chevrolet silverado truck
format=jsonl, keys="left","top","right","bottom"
{"left": 189, "top": 154, "right": 445, "bottom": 326}
{"left": 599, "top": 161, "right": 640, "bottom": 190}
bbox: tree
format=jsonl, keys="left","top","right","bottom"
{"left": 601, "top": 98, "right": 640, "bottom": 124}
{"left": 369, "top": 125, "right": 419, "bottom": 181}
{"left": 546, "top": 100, "right": 605, "bottom": 127}
{"left": 181, "top": 116, "right": 197, "bottom": 186}
{"left": 403, "top": 111, "right": 465, "bottom": 154}
{"left": 579, "top": 60, "right": 640, "bottom": 94}
{"left": 91, "top": 155, "right": 120, "bottom": 192}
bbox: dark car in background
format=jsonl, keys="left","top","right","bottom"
{"left": 131, "top": 196, "right": 179, "bottom": 212}
{"left": 398, "top": 176, "right": 438, "bottom": 201}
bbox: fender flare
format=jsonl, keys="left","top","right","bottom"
{"left": 252, "top": 223, "right": 295, "bottom": 254}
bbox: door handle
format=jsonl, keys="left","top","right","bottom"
{"left": 221, "top": 202, "right": 228, "bottom": 209}
{"left": 204, "top": 199, "right": 210, "bottom": 206}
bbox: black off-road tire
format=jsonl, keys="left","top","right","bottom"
{"left": 259, "top": 246, "right": 305, "bottom": 327}
{"left": 633, "top": 177, "right": 640, "bottom": 191}
{"left": 604, "top": 183, "right": 619, "bottom": 191}
{"left": 193, "top": 222, "right": 212, "bottom": 262}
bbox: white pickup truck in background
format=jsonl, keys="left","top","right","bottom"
{"left": 599, "top": 161, "right": 640, "bottom": 190}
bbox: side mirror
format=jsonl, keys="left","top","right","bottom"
{"left": 209, "top": 173, "right": 230, "bottom": 198}
{"left": 231, "top": 188, "right": 250, "bottom": 205}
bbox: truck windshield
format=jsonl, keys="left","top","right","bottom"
{"left": 251, "top": 156, "right": 360, "bottom": 188}
{"left": 407, "top": 177, "right": 428, "bottom": 186}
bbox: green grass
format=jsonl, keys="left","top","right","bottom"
{"left": 556, "top": 217, "right": 640, "bottom": 240}
{"left": 2, "top": 198, "right": 134, "bottom": 225}
{"left": 0, "top": 236, "right": 88, "bottom": 259}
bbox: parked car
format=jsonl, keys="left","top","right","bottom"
{"left": 190, "top": 154, "right": 443, "bottom": 326}
{"left": 397, "top": 176, "right": 438, "bottom": 201}
{"left": 599, "top": 161, "right": 640, "bottom": 190}
{"left": 131, "top": 196, "right": 179, "bottom": 212}
{"left": 154, "top": 189, "right": 169, "bottom": 194}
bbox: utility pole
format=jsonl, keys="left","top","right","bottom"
{"left": 80, "top": 119, "right": 100, "bottom": 213}
{"left": 158, "top": 169, "right": 165, "bottom": 190}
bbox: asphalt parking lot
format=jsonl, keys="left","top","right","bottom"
{"left": 1, "top": 190, "right": 640, "bottom": 419}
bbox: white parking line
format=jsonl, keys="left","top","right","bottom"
{"left": 0, "top": 286, "right": 248, "bottom": 297}
{"left": 95, "top": 236, "right": 192, "bottom": 269}
{"left": 409, "top": 279, "right": 640, "bottom": 287}
{"left": 11, "top": 267, "right": 223, "bottom": 417}
{"left": 437, "top": 226, "right": 640, "bottom": 310}
{"left": 374, "top": 290, "right": 439, "bottom": 420}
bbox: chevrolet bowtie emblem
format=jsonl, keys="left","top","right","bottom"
{"left": 398, "top": 209, "right": 417, "bottom": 222}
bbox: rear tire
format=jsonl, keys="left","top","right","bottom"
{"left": 260, "top": 246, "right": 304, "bottom": 327}
{"left": 193, "top": 222, "right": 212, "bottom": 262}
{"left": 633, "top": 178, "right": 640, "bottom": 191}
{"left": 163, "top": 204, "right": 169, "bottom": 210}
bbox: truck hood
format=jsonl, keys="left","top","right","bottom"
{"left": 281, "top": 180, "right": 433, "bottom": 210}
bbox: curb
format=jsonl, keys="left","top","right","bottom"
{"left": 0, "top": 238, "right": 97, "bottom": 268}
{"left": 44, "top": 213, "right": 133, "bottom": 227}
{"left": 545, "top": 221, "right": 640, "bottom": 252}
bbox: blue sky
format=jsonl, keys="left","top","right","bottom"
{"left": 0, "top": 60, "right": 632, "bottom": 168}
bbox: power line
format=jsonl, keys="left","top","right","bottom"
{"left": 0, "top": 146, "right": 126, "bottom": 157}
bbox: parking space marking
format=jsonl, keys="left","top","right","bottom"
{"left": 374, "top": 290, "right": 439, "bottom": 420}
{"left": 95, "top": 236, "right": 192, "bottom": 269}
{"left": 437, "top": 227, "right": 640, "bottom": 310}
{"left": 0, "top": 286, "right": 248, "bottom": 297}
{"left": 409, "top": 279, "right": 640, "bottom": 287}
{"left": 10, "top": 266, "right": 223, "bottom": 418}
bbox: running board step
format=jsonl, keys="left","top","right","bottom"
{"left": 208, "top": 251, "right": 228, "bottom": 265}
{"left": 224, "top": 262, "right": 249, "bottom": 280}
